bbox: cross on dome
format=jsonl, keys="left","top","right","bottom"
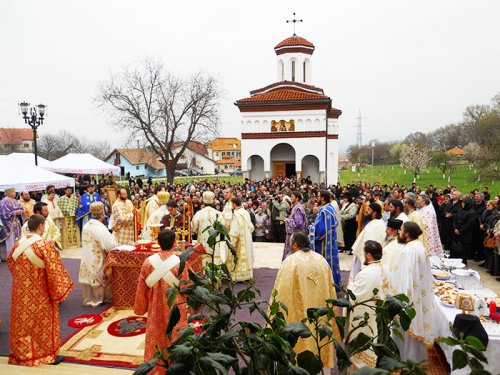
{"left": 286, "top": 12, "right": 303, "bottom": 35}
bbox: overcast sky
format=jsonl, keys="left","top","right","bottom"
{"left": 1, "top": 0, "right": 499, "bottom": 152}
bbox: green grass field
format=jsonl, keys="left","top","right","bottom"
{"left": 116, "top": 164, "right": 498, "bottom": 196}
{"left": 339, "top": 164, "right": 499, "bottom": 196}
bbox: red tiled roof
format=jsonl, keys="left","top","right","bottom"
{"left": 275, "top": 35, "right": 314, "bottom": 49}
{"left": 107, "top": 148, "right": 165, "bottom": 170}
{"left": 237, "top": 87, "right": 329, "bottom": 103}
{"left": 172, "top": 141, "right": 208, "bottom": 156}
{"left": 446, "top": 147, "right": 465, "bottom": 155}
{"left": 0, "top": 128, "right": 35, "bottom": 145}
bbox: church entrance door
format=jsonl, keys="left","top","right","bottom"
{"left": 285, "top": 163, "right": 296, "bottom": 177}
{"left": 270, "top": 143, "right": 296, "bottom": 179}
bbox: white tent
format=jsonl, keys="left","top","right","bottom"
{"left": 0, "top": 156, "right": 74, "bottom": 192}
{"left": 48, "top": 153, "right": 120, "bottom": 175}
{"left": 7, "top": 152, "right": 54, "bottom": 168}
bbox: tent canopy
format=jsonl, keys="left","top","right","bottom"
{"left": 48, "top": 153, "right": 120, "bottom": 174}
{"left": 7, "top": 152, "right": 53, "bottom": 168}
{"left": 0, "top": 156, "right": 74, "bottom": 192}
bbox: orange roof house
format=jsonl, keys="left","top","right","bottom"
{"left": 446, "top": 147, "right": 465, "bottom": 155}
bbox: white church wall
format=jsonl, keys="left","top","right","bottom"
{"left": 240, "top": 109, "right": 326, "bottom": 133}
{"left": 278, "top": 52, "right": 313, "bottom": 84}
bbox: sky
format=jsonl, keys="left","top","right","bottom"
{"left": 1, "top": 0, "right": 499, "bottom": 152}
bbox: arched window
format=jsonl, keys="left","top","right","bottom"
{"left": 280, "top": 61, "right": 284, "bottom": 81}
{"left": 303, "top": 61, "right": 306, "bottom": 82}
{"left": 291, "top": 61, "right": 295, "bottom": 82}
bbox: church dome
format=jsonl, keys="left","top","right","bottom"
{"left": 274, "top": 34, "right": 315, "bottom": 55}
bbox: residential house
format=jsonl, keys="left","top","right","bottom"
{"left": 172, "top": 141, "right": 215, "bottom": 174}
{"left": 105, "top": 142, "right": 215, "bottom": 177}
{"left": 105, "top": 148, "right": 167, "bottom": 177}
{"left": 207, "top": 137, "right": 241, "bottom": 172}
{"left": 0, "top": 128, "right": 36, "bottom": 153}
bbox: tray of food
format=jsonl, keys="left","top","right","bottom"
{"left": 432, "top": 269, "right": 451, "bottom": 280}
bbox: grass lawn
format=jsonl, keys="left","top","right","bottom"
{"left": 339, "top": 163, "right": 499, "bottom": 196}
{"left": 116, "top": 164, "right": 498, "bottom": 196}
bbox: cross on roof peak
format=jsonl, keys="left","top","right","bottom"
{"left": 286, "top": 12, "right": 303, "bottom": 35}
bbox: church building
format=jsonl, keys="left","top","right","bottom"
{"left": 235, "top": 34, "right": 342, "bottom": 184}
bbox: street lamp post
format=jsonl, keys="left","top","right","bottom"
{"left": 19, "top": 102, "right": 46, "bottom": 166}
{"left": 371, "top": 141, "right": 375, "bottom": 183}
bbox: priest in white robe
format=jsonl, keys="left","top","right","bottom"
{"left": 417, "top": 194, "right": 443, "bottom": 257}
{"left": 141, "top": 204, "right": 167, "bottom": 240}
{"left": 191, "top": 191, "right": 226, "bottom": 265}
{"left": 350, "top": 203, "right": 387, "bottom": 282}
{"left": 391, "top": 221, "right": 436, "bottom": 362}
{"left": 228, "top": 197, "right": 254, "bottom": 281}
{"left": 80, "top": 202, "right": 118, "bottom": 307}
{"left": 348, "top": 240, "right": 390, "bottom": 369}
{"left": 142, "top": 189, "right": 169, "bottom": 229}
{"left": 381, "top": 218, "right": 404, "bottom": 274}
{"left": 222, "top": 188, "right": 234, "bottom": 229}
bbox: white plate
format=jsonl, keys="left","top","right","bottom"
{"left": 451, "top": 269, "right": 473, "bottom": 277}
{"left": 447, "top": 263, "right": 466, "bottom": 269}
{"left": 440, "top": 300, "right": 456, "bottom": 308}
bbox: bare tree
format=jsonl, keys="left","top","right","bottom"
{"left": 39, "top": 130, "right": 110, "bottom": 160}
{"left": 400, "top": 142, "right": 431, "bottom": 182}
{"left": 97, "top": 60, "right": 221, "bottom": 183}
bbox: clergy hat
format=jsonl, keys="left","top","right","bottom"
{"left": 90, "top": 202, "right": 104, "bottom": 217}
{"left": 4, "top": 186, "right": 15, "bottom": 193}
{"left": 369, "top": 203, "right": 382, "bottom": 215}
{"left": 387, "top": 218, "right": 403, "bottom": 230}
{"left": 203, "top": 191, "right": 215, "bottom": 204}
{"left": 158, "top": 191, "right": 170, "bottom": 204}
{"left": 453, "top": 314, "right": 488, "bottom": 348}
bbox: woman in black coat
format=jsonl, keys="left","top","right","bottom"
{"left": 453, "top": 197, "right": 477, "bottom": 265}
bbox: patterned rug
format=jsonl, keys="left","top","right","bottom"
{"left": 59, "top": 307, "right": 145, "bottom": 368}
{"left": 108, "top": 317, "right": 147, "bottom": 338}
{"left": 68, "top": 313, "right": 103, "bottom": 329}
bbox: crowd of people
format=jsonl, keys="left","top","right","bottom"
{"left": 1, "top": 175, "right": 499, "bottom": 370}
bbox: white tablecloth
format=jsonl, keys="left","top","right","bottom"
{"left": 434, "top": 295, "right": 500, "bottom": 374}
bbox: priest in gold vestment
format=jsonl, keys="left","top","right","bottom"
{"left": 109, "top": 188, "right": 136, "bottom": 245}
{"left": 271, "top": 231, "right": 340, "bottom": 370}
{"left": 59, "top": 186, "right": 81, "bottom": 249}
{"left": 22, "top": 202, "right": 62, "bottom": 251}
{"left": 8, "top": 214, "right": 73, "bottom": 366}
{"left": 18, "top": 191, "right": 35, "bottom": 221}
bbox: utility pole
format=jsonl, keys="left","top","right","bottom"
{"left": 356, "top": 109, "right": 362, "bottom": 148}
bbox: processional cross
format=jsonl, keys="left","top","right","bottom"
{"left": 286, "top": 12, "right": 303, "bottom": 35}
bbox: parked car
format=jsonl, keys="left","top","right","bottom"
{"left": 229, "top": 169, "right": 243, "bottom": 176}
{"left": 175, "top": 169, "right": 189, "bottom": 177}
{"left": 189, "top": 167, "right": 204, "bottom": 176}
